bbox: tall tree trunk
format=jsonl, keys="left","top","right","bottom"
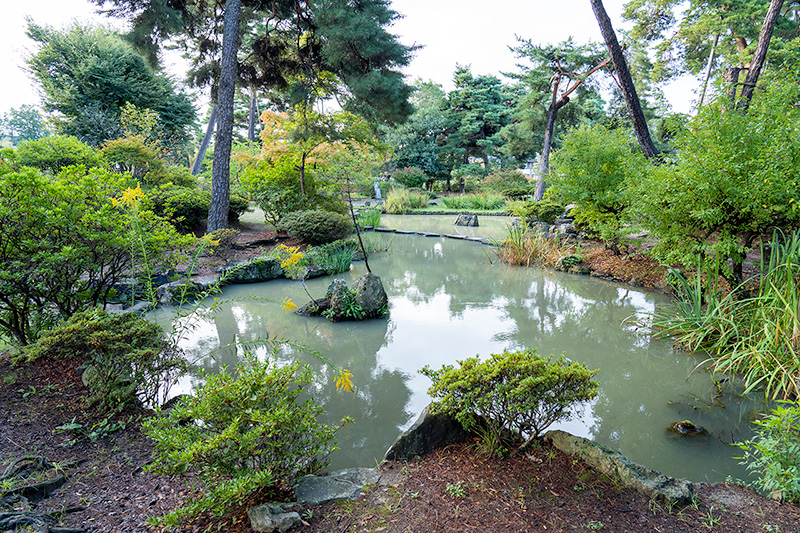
{"left": 723, "top": 66, "right": 742, "bottom": 106}
{"left": 738, "top": 0, "right": 785, "bottom": 110}
{"left": 207, "top": 0, "right": 242, "bottom": 233}
{"left": 590, "top": 0, "right": 660, "bottom": 160}
{"left": 191, "top": 105, "right": 218, "bottom": 176}
{"left": 248, "top": 91, "right": 257, "bottom": 142}
{"left": 299, "top": 152, "right": 307, "bottom": 196}
{"left": 534, "top": 103, "right": 564, "bottom": 201}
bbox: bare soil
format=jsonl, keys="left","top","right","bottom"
{"left": 2, "top": 223, "right": 798, "bottom": 532}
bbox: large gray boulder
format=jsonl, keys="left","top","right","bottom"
{"left": 220, "top": 257, "right": 284, "bottom": 283}
{"left": 454, "top": 214, "right": 479, "bottom": 226}
{"left": 248, "top": 503, "right": 301, "bottom": 533}
{"left": 293, "top": 468, "right": 380, "bottom": 506}
{"left": 544, "top": 430, "right": 694, "bottom": 505}
{"left": 327, "top": 279, "right": 349, "bottom": 318}
{"left": 384, "top": 406, "right": 472, "bottom": 461}
{"left": 353, "top": 273, "right": 388, "bottom": 317}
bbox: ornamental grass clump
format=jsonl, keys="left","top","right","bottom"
{"left": 143, "top": 355, "right": 349, "bottom": 526}
{"left": 441, "top": 192, "right": 506, "bottom": 211}
{"left": 382, "top": 188, "right": 429, "bottom": 214}
{"left": 420, "top": 349, "right": 598, "bottom": 456}
{"left": 495, "top": 223, "right": 572, "bottom": 268}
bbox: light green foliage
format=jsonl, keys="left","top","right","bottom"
{"left": 495, "top": 223, "right": 572, "bottom": 267}
{"left": 736, "top": 401, "right": 800, "bottom": 503}
{"left": 15, "top": 135, "right": 103, "bottom": 174}
{"left": 479, "top": 169, "right": 530, "bottom": 193}
{"left": 382, "top": 188, "right": 430, "bottom": 214}
{"left": 630, "top": 81, "right": 800, "bottom": 281}
{"left": 441, "top": 193, "right": 507, "bottom": 211}
{"left": 355, "top": 207, "right": 381, "bottom": 228}
{"left": 323, "top": 287, "right": 367, "bottom": 321}
{"left": 549, "top": 124, "right": 649, "bottom": 251}
{"left": 420, "top": 349, "right": 598, "bottom": 453}
{"left": 0, "top": 105, "right": 49, "bottom": 146}
{"left": 0, "top": 167, "right": 184, "bottom": 346}
{"left": 445, "top": 482, "right": 466, "bottom": 498}
{"left": 25, "top": 309, "right": 187, "bottom": 413}
{"left": 143, "top": 356, "right": 344, "bottom": 524}
{"left": 25, "top": 21, "right": 195, "bottom": 147}
{"left": 277, "top": 209, "right": 354, "bottom": 245}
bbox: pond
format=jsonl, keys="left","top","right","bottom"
{"left": 159, "top": 215, "right": 766, "bottom": 484}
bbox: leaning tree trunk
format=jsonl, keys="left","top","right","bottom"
{"left": 590, "top": 0, "right": 660, "bottom": 160}
{"left": 207, "top": 0, "right": 242, "bottom": 232}
{"left": 738, "top": 0, "right": 785, "bottom": 110}
{"left": 191, "top": 105, "right": 218, "bottom": 176}
{"left": 534, "top": 102, "right": 566, "bottom": 201}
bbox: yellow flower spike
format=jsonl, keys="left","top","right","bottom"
{"left": 280, "top": 297, "right": 298, "bottom": 312}
{"left": 116, "top": 183, "right": 145, "bottom": 208}
{"left": 335, "top": 369, "right": 355, "bottom": 393}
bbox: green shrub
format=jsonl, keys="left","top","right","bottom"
{"left": 149, "top": 187, "right": 248, "bottom": 231}
{"left": 393, "top": 166, "right": 428, "bottom": 189}
{"left": 143, "top": 356, "right": 345, "bottom": 525}
{"left": 277, "top": 209, "right": 354, "bottom": 245}
{"left": 382, "top": 188, "right": 430, "bottom": 214}
{"left": 736, "top": 401, "right": 800, "bottom": 503}
{"left": 16, "top": 135, "right": 103, "bottom": 174}
{"left": 480, "top": 169, "right": 529, "bottom": 192}
{"left": 25, "top": 309, "right": 187, "bottom": 413}
{"left": 355, "top": 207, "right": 381, "bottom": 228}
{"left": 502, "top": 186, "right": 534, "bottom": 199}
{"left": 506, "top": 199, "right": 564, "bottom": 224}
{"left": 420, "top": 349, "right": 598, "bottom": 454}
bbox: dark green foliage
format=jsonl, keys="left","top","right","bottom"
{"left": 736, "top": 401, "right": 800, "bottom": 503}
{"left": 142, "top": 356, "right": 343, "bottom": 524}
{"left": 149, "top": 187, "right": 248, "bottom": 232}
{"left": 277, "top": 210, "right": 354, "bottom": 245}
{"left": 102, "top": 136, "right": 196, "bottom": 188}
{"left": 25, "top": 22, "right": 195, "bottom": 147}
{"left": 420, "top": 349, "right": 598, "bottom": 453}
{"left": 15, "top": 136, "right": 103, "bottom": 174}
{"left": 393, "top": 167, "right": 428, "bottom": 189}
{"left": 502, "top": 186, "right": 535, "bottom": 200}
{"left": 509, "top": 199, "right": 565, "bottom": 224}
{"left": 25, "top": 309, "right": 187, "bottom": 413}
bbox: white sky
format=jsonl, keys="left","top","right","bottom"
{"left": 0, "top": 0, "right": 698, "bottom": 117}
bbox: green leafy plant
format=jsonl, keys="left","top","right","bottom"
{"left": 495, "top": 223, "right": 573, "bottom": 268}
{"left": 393, "top": 166, "right": 428, "bottom": 189}
{"left": 735, "top": 401, "right": 800, "bottom": 503}
{"left": 24, "top": 309, "right": 187, "bottom": 413}
{"left": 142, "top": 355, "right": 349, "bottom": 525}
{"left": 445, "top": 482, "right": 466, "bottom": 498}
{"left": 355, "top": 207, "right": 382, "bottom": 228}
{"left": 277, "top": 209, "right": 354, "bottom": 245}
{"left": 506, "top": 199, "right": 564, "bottom": 224}
{"left": 420, "top": 349, "right": 598, "bottom": 455}
{"left": 479, "top": 169, "right": 529, "bottom": 192}
{"left": 148, "top": 186, "right": 248, "bottom": 232}
{"left": 441, "top": 192, "right": 506, "bottom": 211}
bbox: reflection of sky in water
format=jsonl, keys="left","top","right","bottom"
{"left": 158, "top": 231, "right": 768, "bottom": 483}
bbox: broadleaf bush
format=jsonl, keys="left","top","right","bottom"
{"left": 277, "top": 209, "right": 354, "bottom": 245}
{"left": 420, "top": 349, "right": 598, "bottom": 455}
{"left": 142, "top": 356, "right": 346, "bottom": 525}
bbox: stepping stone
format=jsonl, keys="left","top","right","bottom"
{"left": 443, "top": 234, "right": 467, "bottom": 240}
{"left": 374, "top": 227, "right": 395, "bottom": 233}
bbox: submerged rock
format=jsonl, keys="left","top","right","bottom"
{"left": 670, "top": 420, "right": 706, "bottom": 435}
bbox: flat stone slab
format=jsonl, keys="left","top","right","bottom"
{"left": 443, "top": 234, "right": 467, "bottom": 240}
{"left": 417, "top": 232, "right": 442, "bottom": 237}
{"left": 394, "top": 230, "right": 416, "bottom": 234}
{"left": 544, "top": 430, "right": 694, "bottom": 506}
{"left": 293, "top": 467, "right": 380, "bottom": 506}
{"left": 373, "top": 227, "right": 396, "bottom": 233}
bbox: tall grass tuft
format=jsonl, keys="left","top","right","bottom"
{"left": 442, "top": 192, "right": 507, "bottom": 211}
{"left": 355, "top": 207, "right": 381, "bottom": 228}
{"left": 383, "top": 189, "right": 429, "bottom": 214}
{"left": 653, "top": 229, "right": 800, "bottom": 400}
{"left": 495, "top": 223, "right": 571, "bottom": 267}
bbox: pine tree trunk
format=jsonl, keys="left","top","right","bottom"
{"left": 191, "top": 105, "right": 218, "bottom": 176}
{"left": 723, "top": 66, "right": 742, "bottom": 106}
{"left": 738, "top": 0, "right": 785, "bottom": 110}
{"left": 535, "top": 104, "right": 561, "bottom": 202}
{"left": 207, "top": 0, "right": 242, "bottom": 233}
{"left": 248, "top": 93, "right": 257, "bottom": 142}
{"left": 590, "top": 0, "right": 659, "bottom": 160}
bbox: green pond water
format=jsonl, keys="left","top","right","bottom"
{"left": 161, "top": 215, "right": 766, "bottom": 483}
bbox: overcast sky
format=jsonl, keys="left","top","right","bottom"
{"left": 1, "top": 0, "right": 698, "bottom": 118}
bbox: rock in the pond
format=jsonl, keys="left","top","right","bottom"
{"left": 353, "top": 273, "right": 388, "bottom": 317}
{"left": 454, "top": 214, "right": 478, "bottom": 226}
{"left": 326, "top": 279, "right": 349, "bottom": 319}
{"left": 248, "top": 502, "right": 301, "bottom": 532}
{"left": 220, "top": 257, "right": 284, "bottom": 283}
{"left": 670, "top": 420, "right": 706, "bottom": 435}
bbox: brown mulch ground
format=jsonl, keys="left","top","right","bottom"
{"left": 2, "top": 223, "right": 799, "bottom": 532}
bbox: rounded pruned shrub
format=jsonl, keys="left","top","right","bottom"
{"left": 278, "top": 209, "right": 354, "bottom": 245}
{"left": 142, "top": 356, "right": 345, "bottom": 525}
{"left": 149, "top": 187, "right": 248, "bottom": 231}
{"left": 420, "top": 349, "right": 598, "bottom": 454}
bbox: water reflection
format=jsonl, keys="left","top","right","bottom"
{"left": 159, "top": 229, "right": 767, "bottom": 483}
